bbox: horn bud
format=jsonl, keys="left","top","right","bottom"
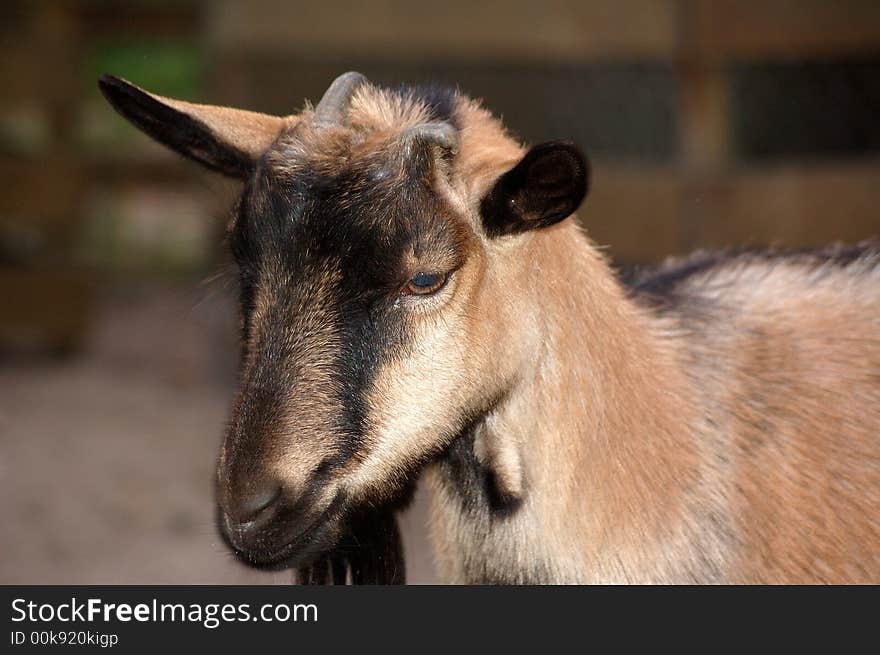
{"left": 398, "top": 122, "right": 458, "bottom": 156}
{"left": 313, "top": 71, "right": 368, "bottom": 127}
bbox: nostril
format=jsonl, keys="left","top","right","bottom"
{"left": 232, "top": 482, "right": 283, "bottom": 524}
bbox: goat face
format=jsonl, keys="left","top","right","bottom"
{"left": 98, "top": 72, "right": 588, "bottom": 573}
{"left": 217, "top": 137, "right": 490, "bottom": 569}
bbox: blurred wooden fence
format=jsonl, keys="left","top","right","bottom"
{"left": 2, "top": 0, "right": 880, "bottom": 352}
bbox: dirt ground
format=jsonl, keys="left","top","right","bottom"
{"left": 0, "top": 283, "right": 438, "bottom": 584}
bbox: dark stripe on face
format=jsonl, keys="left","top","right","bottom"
{"left": 229, "top": 145, "right": 463, "bottom": 476}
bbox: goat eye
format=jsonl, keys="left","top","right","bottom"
{"left": 404, "top": 271, "right": 447, "bottom": 295}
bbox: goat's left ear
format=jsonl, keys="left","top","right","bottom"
{"left": 480, "top": 141, "right": 589, "bottom": 237}
{"left": 97, "top": 74, "right": 288, "bottom": 179}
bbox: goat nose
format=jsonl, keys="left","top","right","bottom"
{"left": 225, "top": 480, "right": 282, "bottom": 525}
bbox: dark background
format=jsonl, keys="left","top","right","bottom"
{"left": 2, "top": 0, "right": 880, "bottom": 584}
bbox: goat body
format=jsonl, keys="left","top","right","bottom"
{"left": 99, "top": 72, "right": 880, "bottom": 584}
{"left": 430, "top": 237, "right": 880, "bottom": 583}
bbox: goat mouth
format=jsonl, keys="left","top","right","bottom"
{"left": 232, "top": 520, "right": 341, "bottom": 571}
{"left": 218, "top": 502, "right": 407, "bottom": 583}
{"left": 218, "top": 493, "right": 348, "bottom": 571}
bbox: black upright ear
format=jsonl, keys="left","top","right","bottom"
{"left": 480, "top": 141, "right": 589, "bottom": 237}
{"left": 97, "top": 74, "right": 288, "bottom": 178}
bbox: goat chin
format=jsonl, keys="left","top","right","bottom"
{"left": 295, "top": 510, "right": 405, "bottom": 585}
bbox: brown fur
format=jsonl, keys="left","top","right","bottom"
{"left": 429, "top": 228, "right": 880, "bottom": 583}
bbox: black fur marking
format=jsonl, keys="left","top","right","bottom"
{"left": 620, "top": 251, "right": 729, "bottom": 306}
{"left": 295, "top": 480, "right": 416, "bottom": 585}
{"left": 480, "top": 141, "right": 589, "bottom": 238}
{"left": 296, "top": 509, "right": 406, "bottom": 585}
{"left": 400, "top": 82, "right": 459, "bottom": 127}
{"left": 440, "top": 430, "right": 521, "bottom": 517}
{"left": 97, "top": 74, "right": 253, "bottom": 178}
{"left": 437, "top": 405, "right": 558, "bottom": 584}
{"left": 436, "top": 392, "right": 521, "bottom": 518}
{"left": 624, "top": 240, "right": 880, "bottom": 312}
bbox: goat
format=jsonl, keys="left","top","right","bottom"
{"left": 99, "top": 71, "right": 880, "bottom": 584}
